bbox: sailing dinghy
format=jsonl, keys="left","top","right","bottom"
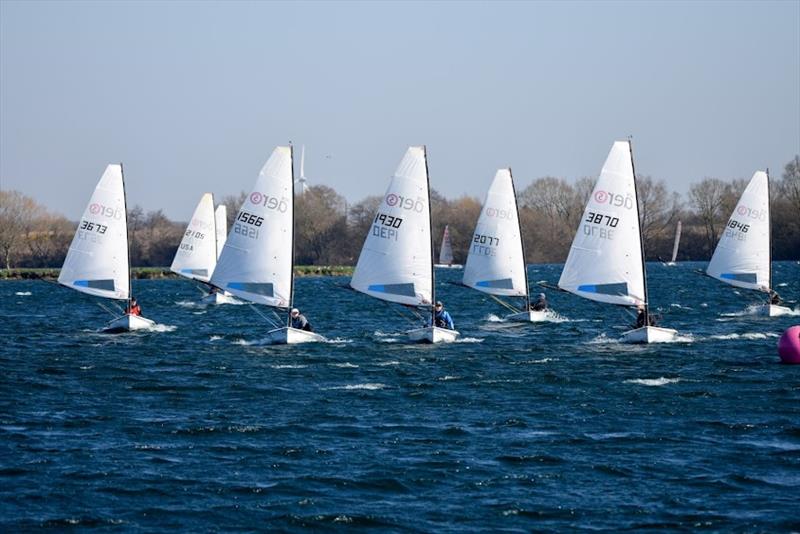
{"left": 350, "top": 146, "right": 460, "bottom": 344}
{"left": 706, "top": 170, "right": 792, "bottom": 317}
{"left": 434, "top": 225, "right": 461, "bottom": 268}
{"left": 210, "top": 146, "right": 325, "bottom": 344}
{"left": 558, "top": 141, "right": 678, "bottom": 343}
{"left": 170, "top": 194, "right": 236, "bottom": 304}
{"left": 462, "top": 168, "right": 542, "bottom": 322}
{"left": 58, "top": 164, "right": 155, "bottom": 332}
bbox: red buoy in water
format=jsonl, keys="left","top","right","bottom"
{"left": 778, "top": 326, "right": 800, "bottom": 364}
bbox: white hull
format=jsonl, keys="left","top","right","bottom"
{"left": 266, "top": 326, "right": 326, "bottom": 345}
{"left": 103, "top": 314, "right": 156, "bottom": 333}
{"left": 434, "top": 264, "right": 463, "bottom": 269}
{"left": 620, "top": 325, "right": 678, "bottom": 344}
{"left": 201, "top": 291, "right": 237, "bottom": 305}
{"left": 758, "top": 304, "right": 794, "bottom": 317}
{"left": 506, "top": 310, "right": 550, "bottom": 322}
{"left": 405, "top": 326, "right": 460, "bottom": 344}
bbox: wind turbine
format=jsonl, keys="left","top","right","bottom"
{"left": 295, "top": 145, "right": 310, "bottom": 195}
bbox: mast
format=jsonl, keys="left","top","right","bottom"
{"left": 628, "top": 138, "right": 649, "bottom": 325}
{"left": 120, "top": 162, "right": 132, "bottom": 308}
{"left": 509, "top": 168, "right": 530, "bottom": 311}
{"left": 212, "top": 194, "right": 219, "bottom": 261}
{"left": 288, "top": 144, "right": 296, "bottom": 327}
{"left": 423, "top": 145, "right": 436, "bottom": 327}
{"left": 767, "top": 167, "right": 772, "bottom": 294}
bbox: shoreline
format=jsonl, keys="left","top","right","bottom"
{"left": 0, "top": 266, "right": 355, "bottom": 280}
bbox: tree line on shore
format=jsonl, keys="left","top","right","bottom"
{"left": 1, "top": 156, "right": 798, "bottom": 270}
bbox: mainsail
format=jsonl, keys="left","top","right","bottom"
{"left": 170, "top": 193, "right": 217, "bottom": 283}
{"left": 670, "top": 220, "right": 682, "bottom": 263}
{"left": 462, "top": 168, "right": 528, "bottom": 298}
{"left": 214, "top": 204, "right": 227, "bottom": 259}
{"left": 210, "top": 146, "right": 294, "bottom": 307}
{"left": 706, "top": 171, "right": 771, "bottom": 292}
{"left": 558, "top": 141, "right": 646, "bottom": 307}
{"left": 439, "top": 225, "right": 454, "bottom": 265}
{"left": 58, "top": 164, "right": 130, "bottom": 300}
{"left": 350, "top": 146, "right": 433, "bottom": 306}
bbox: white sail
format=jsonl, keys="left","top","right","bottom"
{"left": 462, "top": 169, "right": 527, "bottom": 297}
{"left": 210, "top": 146, "right": 294, "bottom": 307}
{"left": 706, "top": 171, "right": 771, "bottom": 292}
{"left": 558, "top": 141, "right": 646, "bottom": 307}
{"left": 439, "top": 225, "right": 454, "bottom": 265}
{"left": 670, "top": 220, "right": 682, "bottom": 263}
{"left": 214, "top": 204, "right": 227, "bottom": 259}
{"left": 170, "top": 193, "right": 217, "bottom": 282}
{"left": 350, "top": 146, "right": 432, "bottom": 306}
{"left": 58, "top": 164, "right": 129, "bottom": 300}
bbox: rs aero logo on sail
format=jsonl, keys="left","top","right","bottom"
{"left": 385, "top": 193, "right": 425, "bottom": 213}
{"left": 89, "top": 203, "right": 123, "bottom": 219}
{"left": 737, "top": 205, "right": 767, "bottom": 221}
{"left": 594, "top": 190, "right": 635, "bottom": 210}
{"left": 249, "top": 191, "right": 289, "bottom": 213}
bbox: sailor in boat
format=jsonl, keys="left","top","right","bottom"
{"left": 126, "top": 297, "right": 142, "bottom": 317}
{"left": 530, "top": 293, "right": 548, "bottom": 312}
{"left": 290, "top": 308, "right": 314, "bottom": 332}
{"left": 428, "top": 301, "right": 455, "bottom": 330}
{"left": 634, "top": 305, "right": 660, "bottom": 328}
{"left": 769, "top": 290, "right": 784, "bottom": 306}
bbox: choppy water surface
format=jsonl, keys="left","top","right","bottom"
{"left": 1, "top": 262, "right": 799, "bottom": 531}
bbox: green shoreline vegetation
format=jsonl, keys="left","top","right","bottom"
{"left": 0, "top": 266, "right": 354, "bottom": 280}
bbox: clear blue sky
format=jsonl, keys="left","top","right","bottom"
{"left": 1, "top": 0, "right": 798, "bottom": 220}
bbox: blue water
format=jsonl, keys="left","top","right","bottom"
{"left": 1, "top": 262, "right": 799, "bottom": 531}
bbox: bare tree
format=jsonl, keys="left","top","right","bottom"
{"left": 688, "top": 178, "right": 733, "bottom": 255}
{"left": 636, "top": 175, "right": 681, "bottom": 251}
{"left": 778, "top": 155, "right": 800, "bottom": 215}
{"left": 0, "top": 190, "right": 41, "bottom": 269}
{"left": 295, "top": 185, "right": 348, "bottom": 264}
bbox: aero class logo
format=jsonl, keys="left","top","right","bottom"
{"left": 594, "top": 189, "right": 634, "bottom": 210}
{"left": 384, "top": 192, "right": 425, "bottom": 212}
{"left": 249, "top": 190, "right": 288, "bottom": 213}
{"left": 737, "top": 204, "right": 767, "bottom": 221}
{"left": 88, "top": 202, "right": 123, "bottom": 219}
{"left": 485, "top": 206, "right": 514, "bottom": 220}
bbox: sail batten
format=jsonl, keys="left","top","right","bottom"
{"left": 462, "top": 169, "right": 527, "bottom": 297}
{"left": 350, "top": 146, "right": 433, "bottom": 306}
{"left": 706, "top": 171, "right": 770, "bottom": 292}
{"left": 558, "top": 141, "right": 646, "bottom": 307}
{"left": 210, "top": 146, "right": 294, "bottom": 307}
{"left": 58, "top": 164, "right": 130, "bottom": 300}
